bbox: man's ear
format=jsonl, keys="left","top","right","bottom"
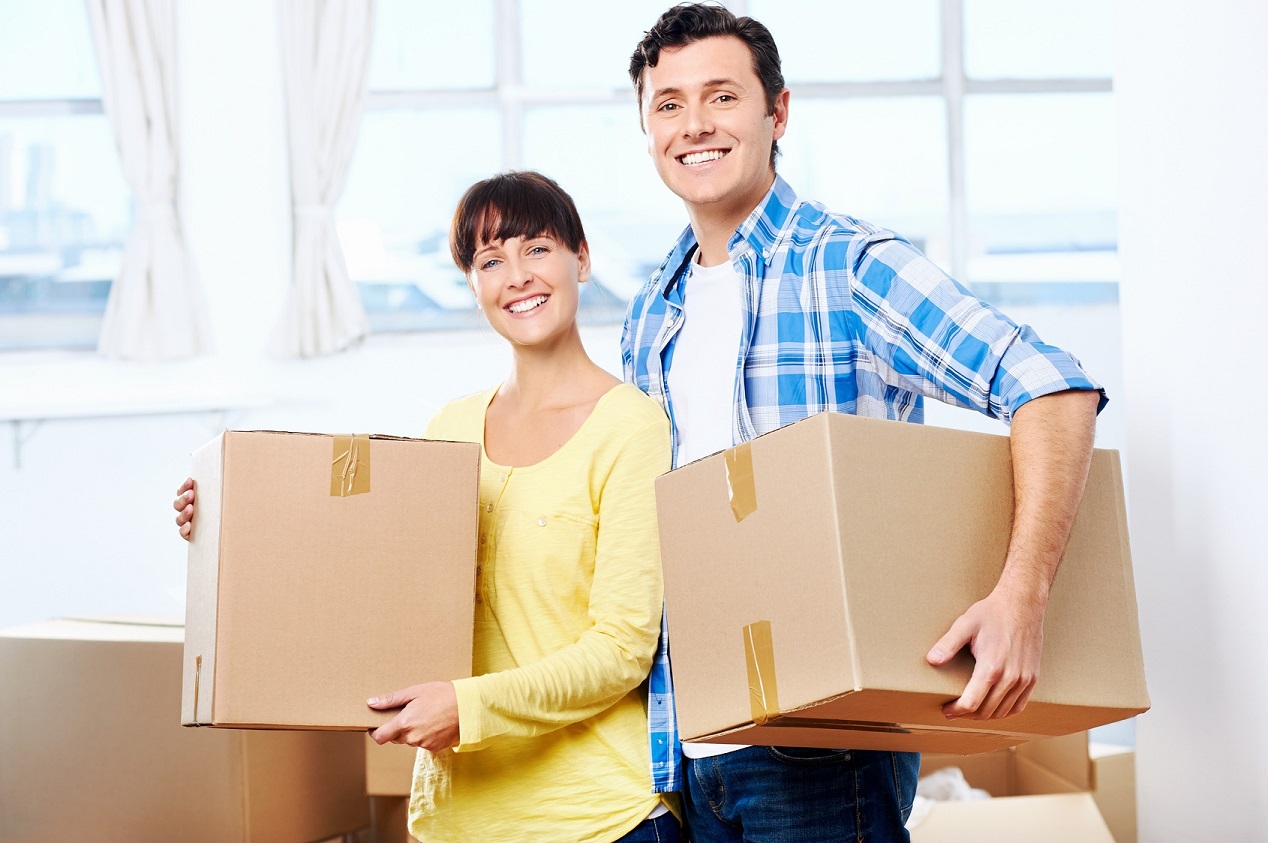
{"left": 771, "top": 87, "right": 791, "bottom": 142}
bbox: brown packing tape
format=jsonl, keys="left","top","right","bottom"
{"left": 332, "top": 434, "right": 372, "bottom": 496}
{"left": 725, "top": 441, "right": 757, "bottom": 521}
{"left": 744, "top": 620, "right": 780, "bottom": 725}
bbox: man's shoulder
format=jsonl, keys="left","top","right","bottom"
{"left": 783, "top": 194, "right": 893, "bottom": 245}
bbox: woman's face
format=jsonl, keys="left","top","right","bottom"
{"left": 468, "top": 233, "right": 589, "bottom": 348}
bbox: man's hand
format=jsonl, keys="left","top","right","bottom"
{"left": 926, "top": 582, "right": 1045, "bottom": 719}
{"left": 174, "top": 478, "right": 196, "bottom": 541}
{"left": 368, "top": 682, "right": 460, "bottom": 751}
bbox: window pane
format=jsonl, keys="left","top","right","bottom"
{"left": 779, "top": 97, "right": 950, "bottom": 267}
{"left": 523, "top": 104, "right": 685, "bottom": 315}
{"left": 0, "top": 116, "right": 128, "bottom": 350}
{"left": 368, "top": 0, "right": 495, "bottom": 90}
{"left": 522, "top": 0, "right": 670, "bottom": 92}
{"left": 749, "top": 0, "right": 941, "bottom": 83}
{"left": 965, "top": 93, "right": 1116, "bottom": 287}
{"left": 965, "top": 0, "right": 1113, "bottom": 80}
{"left": 0, "top": 0, "right": 101, "bottom": 100}
{"left": 338, "top": 108, "right": 501, "bottom": 331}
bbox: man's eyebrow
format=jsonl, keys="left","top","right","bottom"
{"left": 650, "top": 78, "right": 743, "bottom": 101}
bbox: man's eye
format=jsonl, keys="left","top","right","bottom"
{"left": 658, "top": 102, "right": 679, "bottom": 112}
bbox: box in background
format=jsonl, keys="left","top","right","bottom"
{"left": 366, "top": 736, "right": 416, "bottom": 796}
{"left": 0, "top": 618, "right": 369, "bottom": 843}
{"left": 919, "top": 731, "right": 1136, "bottom": 843}
{"left": 182, "top": 430, "right": 480, "bottom": 730}
{"left": 655, "top": 412, "right": 1149, "bottom": 755}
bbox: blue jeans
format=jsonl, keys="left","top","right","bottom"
{"left": 681, "top": 747, "right": 920, "bottom": 843}
{"left": 614, "top": 810, "right": 682, "bottom": 843}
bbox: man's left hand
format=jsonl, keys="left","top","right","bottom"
{"left": 926, "top": 582, "right": 1045, "bottom": 720}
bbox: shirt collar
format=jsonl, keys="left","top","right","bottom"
{"left": 655, "top": 175, "right": 800, "bottom": 300}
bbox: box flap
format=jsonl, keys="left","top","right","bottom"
{"left": 910, "top": 793, "right": 1115, "bottom": 842}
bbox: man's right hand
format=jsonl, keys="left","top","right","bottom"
{"left": 174, "top": 478, "right": 196, "bottom": 541}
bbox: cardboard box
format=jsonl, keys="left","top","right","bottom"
{"left": 916, "top": 731, "right": 1135, "bottom": 842}
{"left": 1089, "top": 743, "right": 1137, "bottom": 843}
{"left": 911, "top": 793, "right": 1114, "bottom": 842}
{"left": 655, "top": 412, "right": 1149, "bottom": 754}
{"left": 365, "top": 735, "right": 416, "bottom": 796}
{"left": 369, "top": 796, "right": 417, "bottom": 843}
{"left": 182, "top": 430, "right": 480, "bottom": 729}
{"left": 0, "top": 618, "right": 369, "bottom": 843}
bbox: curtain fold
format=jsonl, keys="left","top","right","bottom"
{"left": 270, "top": 0, "right": 376, "bottom": 358}
{"left": 86, "top": 0, "right": 211, "bottom": 361}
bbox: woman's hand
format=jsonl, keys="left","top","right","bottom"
{"left": 368, "top": 682, "right": 460, "bottom": 752}
{"left": 174, "top": 478, "right": 196, "bottom": 540}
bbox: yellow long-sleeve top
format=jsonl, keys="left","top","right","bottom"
{"left": 409, "top": 383, "right": 671, "bottom": 843}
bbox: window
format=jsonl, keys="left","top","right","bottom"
{"left": 0, "top": 0, "right": 129, "bottom": 351}
{"left": 339, "top": 0, "right": 1118, "bottom": 332}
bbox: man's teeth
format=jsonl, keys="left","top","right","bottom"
{"left": 507, "top": 295, "right": 548, "bottom": 314}
{"left": 680, "top": 150, "right": 726, "bottom": 165}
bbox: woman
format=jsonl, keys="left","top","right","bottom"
{"left": 175, "top": 171, "right": 677, "bottom": 842}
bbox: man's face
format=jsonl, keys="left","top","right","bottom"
{"left": 640, "top": 35, "right": 789, "bottom": 224}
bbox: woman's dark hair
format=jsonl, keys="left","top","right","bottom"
{"left": 449, "top": 171, "right": 587, "bottom": 273}
{"left": 629, "top": 3, "right": 786, "bottom": 165}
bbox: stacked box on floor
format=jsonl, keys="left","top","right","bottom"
{"left": 0, "top": 618, "right": 369, "bottom": 843}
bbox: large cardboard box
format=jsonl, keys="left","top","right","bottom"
{"left": 183, "top": 430, "right": 480, "bottom": 729}
{"left": 0, "top": 618, "right": 369, "bottom": 843}
{"left": 655, "top": 412, "right": 1149, "bottom": 754}
{"left": 915, "top": 731, "right": 1135, "bottom": 842}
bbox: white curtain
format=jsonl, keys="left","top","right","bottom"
{"left": 86, "top": 0, "right": 211, "bottom": 361}
{"left": 271, "top": 0, "right": 376, "bottom": 358}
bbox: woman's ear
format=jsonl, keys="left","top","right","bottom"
{"left": 576, "top": 243, "right": 592, "bottom": 285}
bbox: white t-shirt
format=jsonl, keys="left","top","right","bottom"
{"left": 665, "top": 252, "right": 749, "bottom": 760}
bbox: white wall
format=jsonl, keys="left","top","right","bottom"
{"left": 1115, "top": 0, "right": 1268, "bottom": 837}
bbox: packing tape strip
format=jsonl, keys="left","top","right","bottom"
{"left": 331, "top": 434, "right": 372, "bottom": 496}
{"left": 725, "top": 441, "right": 757, "bottom": 522}
{"left": 744, "top": 620, "right": 780, "bottom": 725}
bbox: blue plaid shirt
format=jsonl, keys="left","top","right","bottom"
{"left": 621, "top": 176, "right": 1105, "bottom": 793}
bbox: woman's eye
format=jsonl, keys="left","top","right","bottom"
{"left": 529, "top": 246, "right": 548, "bottom": 256}
{"left": 480, "top": 259, "right": 501, "bottom": 271}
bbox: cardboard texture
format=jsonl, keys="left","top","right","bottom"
{"left": 370, "top": 796, "right": 418, "bottom": 843}
{"left": 182, "top": 430, "right": 480, "bottom": 730}
{"left": 911, "top": 793, "right": 1114, "bottom": 842}
{"left": 655, "top": 412, "right": 1149, "bottom": 754}
{"left": 0, "top": 618, "right": 369, "bottom": 843}
{"left": 920, "top": 731, "right": 1137, "bottom": 843}
{"left": 365, "top": 735, "right": 417, "bottom": 796}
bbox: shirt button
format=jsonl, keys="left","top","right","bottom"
{"left": 479, "top": 535, "right": 487, "bottom": 545}
{"left": 486, "top": 503, "right": 493, "bottom": 512}
{"left": 476, "top": 565, "right": 482, "bottom": 576}
{"left": 537, "top": 517, "right": 547, "bottom": 527}
{"left": 475, "top": 594, "right": 482, "bottom": 604}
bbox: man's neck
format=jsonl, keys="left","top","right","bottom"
{"left": 685, "top": 173, "right": 776, "bottom": 267}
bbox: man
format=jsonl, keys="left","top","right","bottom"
{"left": 621, "top": 4, "right": 1105, "bottom": 841}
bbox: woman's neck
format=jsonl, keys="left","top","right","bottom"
{"left": 499, "top": 331, "right": 611, "bottom": 410}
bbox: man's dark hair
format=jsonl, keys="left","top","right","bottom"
{"left": 450, "top": 171, "right": 587, "bottom": 273}
{"left": 629, "top": 3, "right": 786, "bottom": 166}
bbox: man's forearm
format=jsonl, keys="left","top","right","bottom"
{"left": 998, "top": 389, "right": 1101, "bottom": 600}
